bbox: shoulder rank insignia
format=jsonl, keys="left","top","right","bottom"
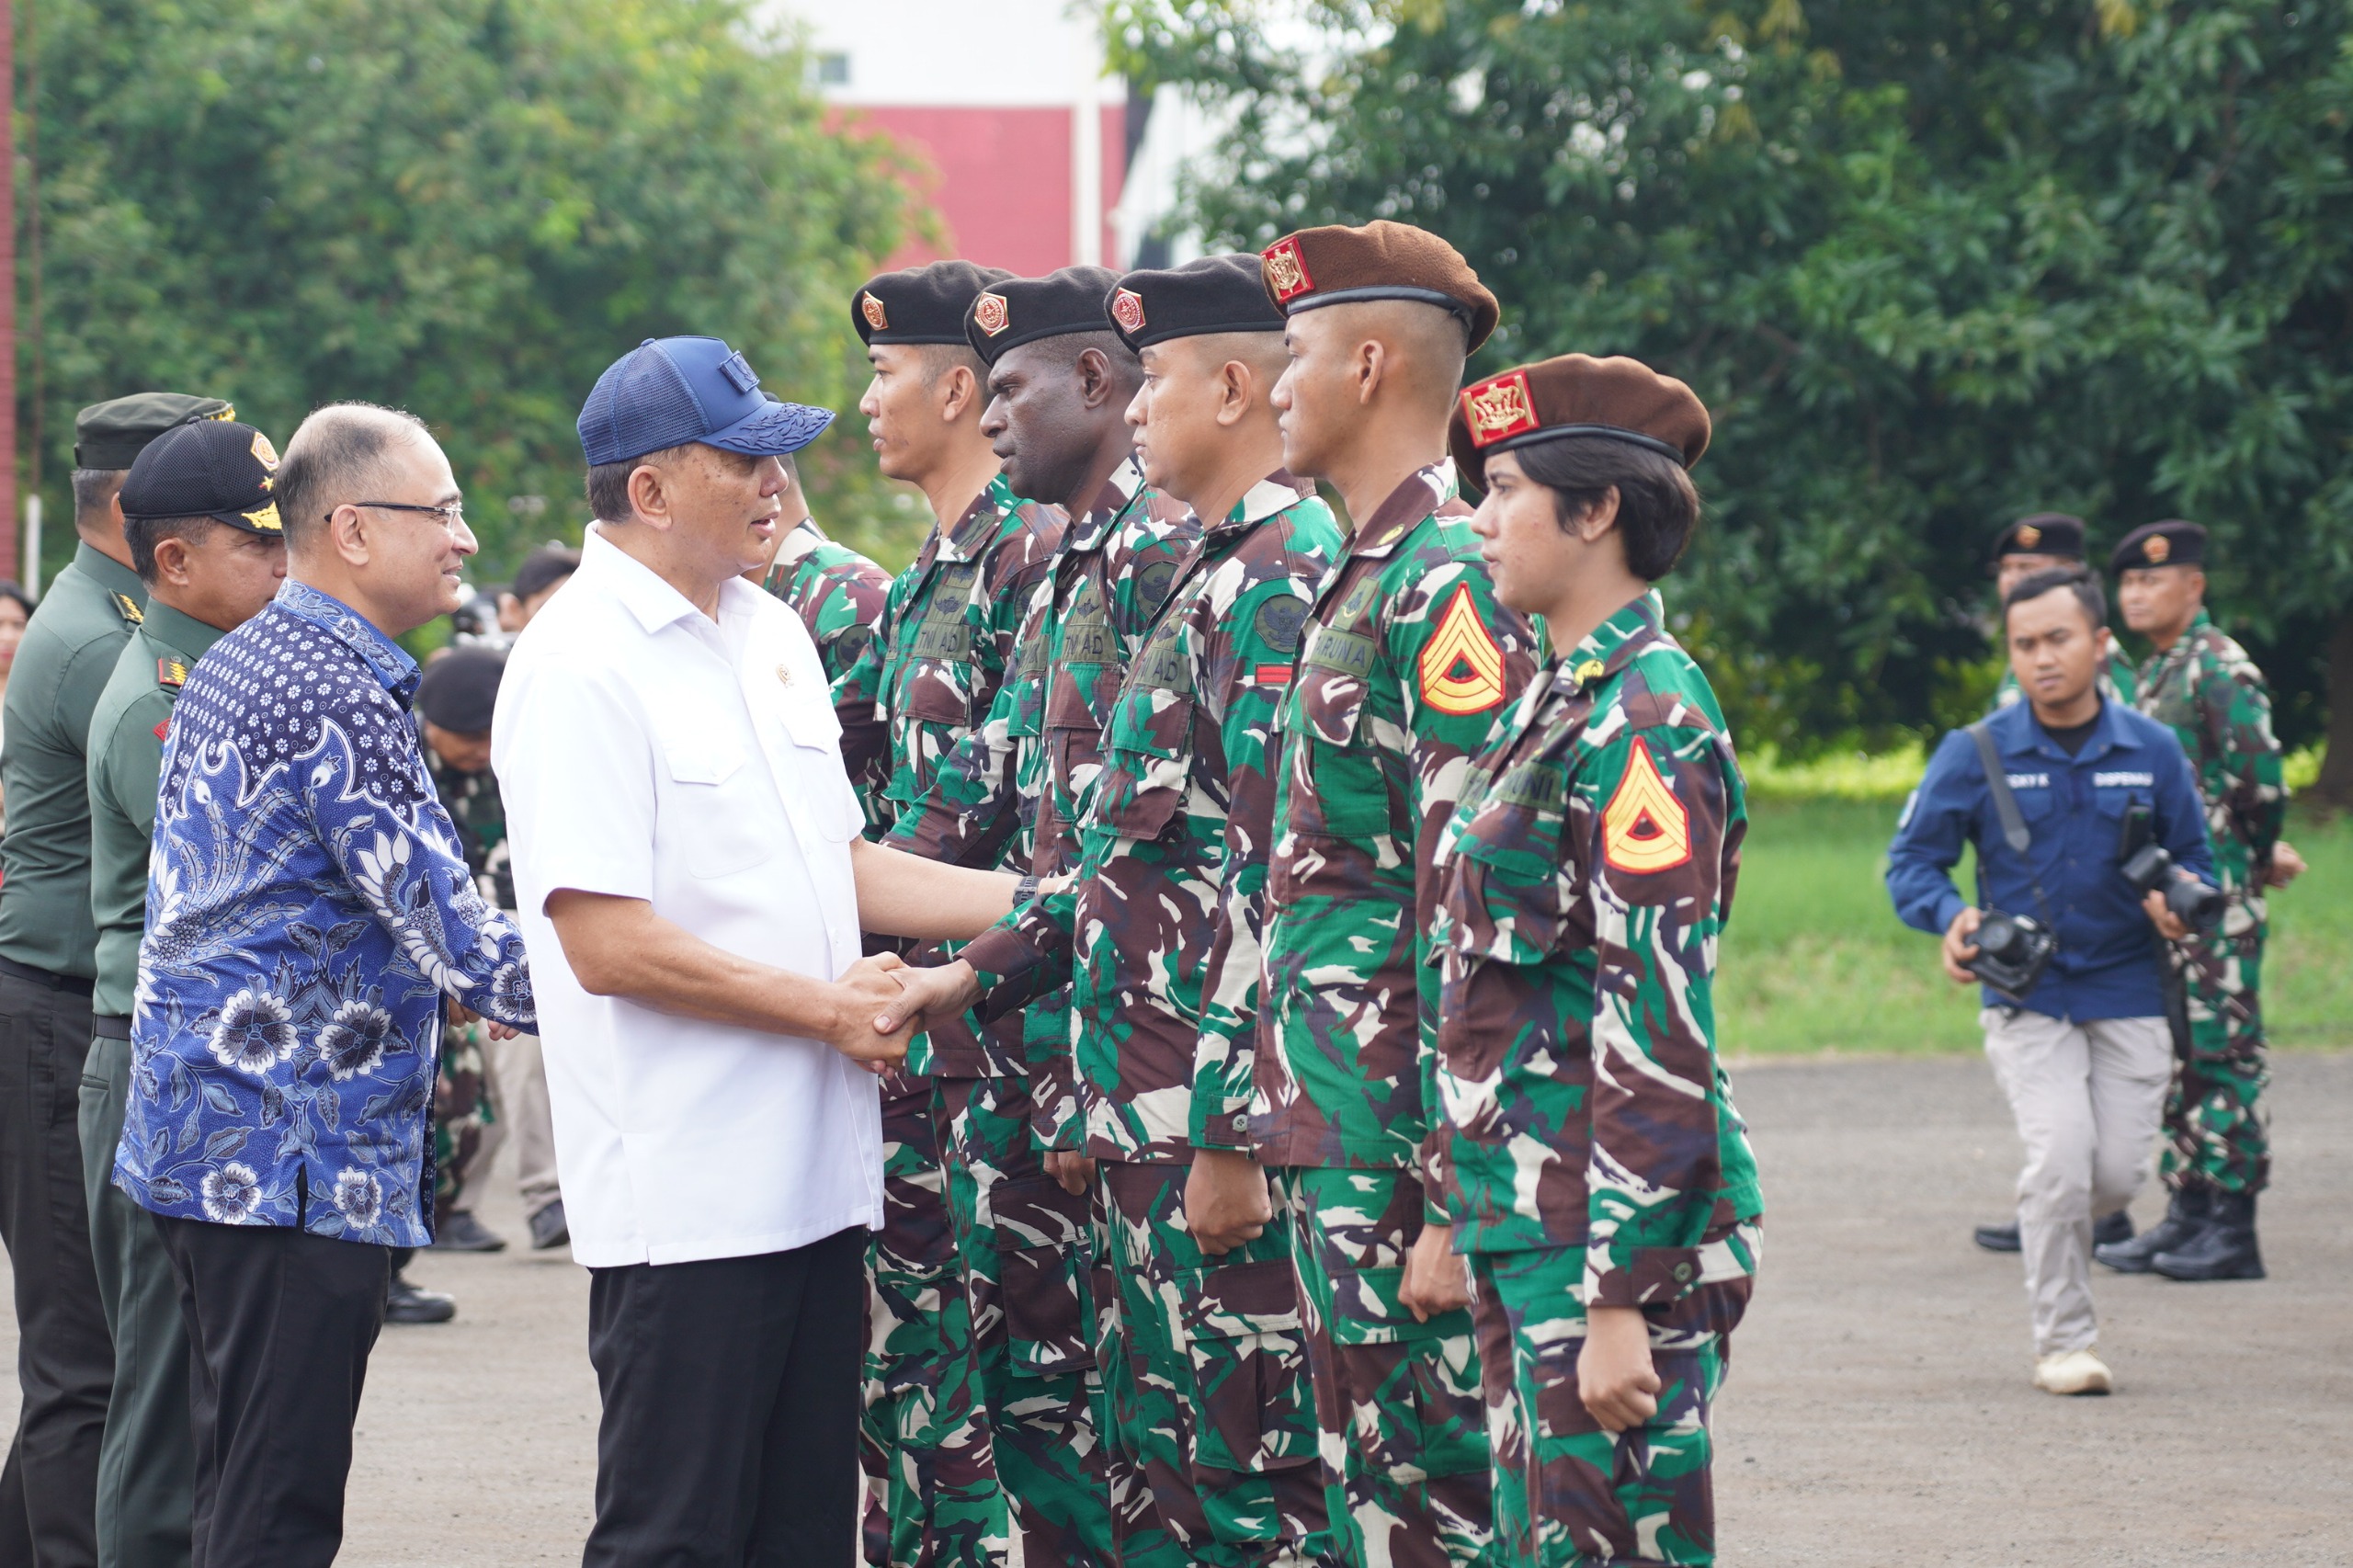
{"left": 1574, "top": 658, "right": 1608, "bottom": 686}
{"left": 156, "top": 657, "right": 188, "bottom": 689}
{"left": 1417, "top": 584, "right": 1506, "bottom": 716}
{"left": 109, "top": 592, "right": 143, "bottom": 626}
{"left": 1602, "top": 735, "right": 1691, "bottom": 874}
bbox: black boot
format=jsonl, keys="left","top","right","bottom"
{"left": 1973, "top": 1221, "right": 2021, "bottom": 1253}
{"left": 1981, "top": 1209, "right": 2132, "bottom": 1254}
{"left": 2094, "top": 1209, "right": 2135, "bottom": 1247}
{"left": 2096, "top": 1186, "right": 2209, "bottom": 1273}
{"left": 2152, "top": 1190, "right": 2266, "bottom": 1281}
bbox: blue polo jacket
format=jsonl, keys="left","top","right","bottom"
{"left": 1886, "top": 697, "right": 2214, "bottom": 1021}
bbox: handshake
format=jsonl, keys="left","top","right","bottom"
{"left": 824, "top": 953, "right": 983, "bottom": 1073}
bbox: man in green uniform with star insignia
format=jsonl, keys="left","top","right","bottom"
{"left": 0, "top": 390, "right": 230, "bottom": 1563}
{"left": 82, "top": 415, "right": 288, "bottom": 1568}
{"left": 879, "top": 254, "right": 1343, "bottom": 1568}
{"left": 1254, "top": 220, "right": 1537, "bottom": 1568}
{"left": 843, "top": 260, "right": 1066, "bottom": 1568}
{"left": 1438, "top": 353, "right": 1762, "bottom": 1568}
{"left": 2095, "top": 519, "right": 2302, "bottom": 1282}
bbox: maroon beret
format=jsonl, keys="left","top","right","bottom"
{"left": 1449, "top": 353, "right": 1710, "bottom": 488}
{"left": 1258, "top": 221, "right": 1499, "bottom": 351}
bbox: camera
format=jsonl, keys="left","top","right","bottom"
{"left": 2118, "top": 805, "right": 2225, "bottom": 933}
{"left": 1966, "top": 909, "right": 2059, "bottom": 1000}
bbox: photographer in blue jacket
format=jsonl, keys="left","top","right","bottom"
{"left": 1888, "top": 565, "right": 2214, "bottom": 1397}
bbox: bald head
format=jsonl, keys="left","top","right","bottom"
{"left": 1311, "top": 299, "right": 1469, "bottom": 416}
{"left": 1272, "top": 297, "right": 1472, "bottom": 495}
{"left": 276, "top": 403, "right": 435, "bottom": 551}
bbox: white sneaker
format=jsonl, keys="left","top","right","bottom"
{"left": 2032, "top": 1347, "right": 2113, "bottom": 1396}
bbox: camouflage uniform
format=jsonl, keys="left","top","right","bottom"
{"left": 959, "top": 474, "right": 1344, "bottom": 1567}
{"left": 426, "top": 741, "right": 510, "bottom": 1223}
{"left": 764, "top": 520, "right": 894, "bottom": 830}
{"left": 1256, "top": 462, "right": 1537, "bottom": 1568}
{"left": 2131, "top": 608, "right": 2287, "bottom": 1196}
{"left": 889, "top": 457, "right": 1198, "bottom": 1565}
{"left": 845, "top": 472, "right": 1063, "bottom": 1568}
{"left": 1431, "top": 591, "right": 1764, "bottom": 1568}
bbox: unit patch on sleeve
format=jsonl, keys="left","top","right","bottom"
{"left": 1415, "top": 584, "right": 1506, "bottom": 716}
{"left": 1601, "top": 734, "right": 1691, "bottom": 874}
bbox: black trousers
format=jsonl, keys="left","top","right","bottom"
{"left": 585, "top": 1225, "right": 865, "bottom": 1568}
{"left": 0, "top": 971, "right": 111, "bottom": 1568}
{"left": 152, "top": 1216, "right": 390, "bottom": 1568}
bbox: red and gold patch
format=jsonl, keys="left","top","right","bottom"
{"left": 972, "top": 291, "right": 1010, "bottom": 337}
{"left": 1263, "top": 237, "right": 1314, "bottom": 303}
{"left": 156, "top": 657, "right": 188, "bottom": 688}
{"left": 2143, "top": 534, "right": 2170, "bottom": 564}
{"left": 1416, "top": 585, "right": 1506, "bottom": 716}
{"left": 860, "top": 292, "right": 889, "bottom": 333}
{"left": 153, "top": 719, "right": 170, "bottom": 743}
{"left": 1602, "top": 736, "right": 1691, "bottom": 874}
{"left": 2015, "top": 524, "right": 2041, "bottom": 550}
{"left": 1460, "top": 370, "right": 1541, "bottom": 448}
{"left": 1110, "top": 288, "right": 1146, "bottom": 335}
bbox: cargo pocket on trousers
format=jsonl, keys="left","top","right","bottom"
{"left": 1178, "top": 1257, "right": 1320, "bottom": 1474}
{"left": 992, "top": 1176, "right": 1096, "bottom": 1379}
{"left": 1326, "top": 1263, "right": 1489, "bottom": 1478}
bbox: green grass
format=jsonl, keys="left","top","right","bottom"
{"left": 1719, "top": 796, "right": 2352, "bottom": 1059}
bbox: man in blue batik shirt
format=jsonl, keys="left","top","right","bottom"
{"left": 113, "top": 403, "right": 535, "bottom": 1568}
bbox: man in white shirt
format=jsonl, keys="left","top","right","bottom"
{"left": 494, "top": 336, "right": 1029, "bottom": 1568}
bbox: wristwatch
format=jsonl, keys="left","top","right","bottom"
{"left": 1015, "top": 874, "right": 1040, "bottom": 906}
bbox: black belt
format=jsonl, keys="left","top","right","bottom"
{"left": 0, "top": 957, "right": 96, "bottom": 998}
{"left": 91, "top": 1015, "right": 132, "bottom": 1041}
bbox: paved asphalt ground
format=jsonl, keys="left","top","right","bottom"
{"left": 0, "top": 1050, "right": 2346, "bottom": 1565}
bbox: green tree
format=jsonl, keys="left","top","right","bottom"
{"left": 1111, "top": 0, "right": 2353, "bottom": 788}
{"left": 20, "top": 0, "right": 929, "bottom": 585}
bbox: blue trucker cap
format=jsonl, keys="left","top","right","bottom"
{"left": 578, "top": 336, "right": 835, "bottom": 466}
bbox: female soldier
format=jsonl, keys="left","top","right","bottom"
{"left": 1427, "top": 353, "right": 1763, "bottom": 1568}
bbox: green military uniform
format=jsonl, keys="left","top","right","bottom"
{"left": 889, "top": 453, "right": 1197, "bottom": 1565}
{"left": 2132, "top": 605, "right": 2286, "bottom": 1196}
{"left": 960, "top": 470, "right": 1345, "bottom": 1567}
{"left": 1256, "top": 461, "right": 1535, "bottom": 1567}
{"left": 426, "top": 750, "right": 508, "bottom": 1223}
{"left": 83, "top": 601, "right": 220, "bottom": 1568}
{"left": 763, "top": 520, "right": 894, "bottom": 832}
{"left": 843, "top": 470, "right": 1063, "bottom": 1568}
{"left": 1432, "top": 592, "right": 1763, "bottom": 1568}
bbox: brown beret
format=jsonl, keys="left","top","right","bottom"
{"left": 1448, "top": 353, "right": 1710, "bottom": 488}
{"left": 1258, "top": 221, "right": 1499, "bottom": 351}
{"left": 2110, "top": 519, "right": 2207, "bottom": 573}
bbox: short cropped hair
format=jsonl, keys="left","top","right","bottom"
{"left": 72, "top": 469, "right": 126, "bottom": 531}
{"left": 2004, "top": 564, "right": 2106, "bottom": 630}
{"left": 275, "top": 403, "right": 433, "bottom": 547}
{"left": 123, "top": 515, "right": 222, "bottom": 585}
{"left": 916, "top": 342, "right": 988, "bottom": 387}
{"left": 1016, "top": 329, "right": 1142, "bottom": 396}
{"left": 584, "top": 444, "right": 693, "bottom": 525}
{"left": 1512, "top": 436, "right": 1701, "bottom": 581}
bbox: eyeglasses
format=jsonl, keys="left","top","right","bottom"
{"left": 342, "top": 500, "right": 467, "bottom": 531}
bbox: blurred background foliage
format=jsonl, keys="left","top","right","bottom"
{"left": 1108, "top": 0, "right": 2353, "bottom": 781}
{"left": 17, "top": 0, "right": 937, "bottom": 586}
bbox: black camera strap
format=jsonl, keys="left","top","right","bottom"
{"left": 1966, "top": 720, "right": 2057, "bottom": 929}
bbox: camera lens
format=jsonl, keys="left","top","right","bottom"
{"left": 1976, "top": 914, "right": 2024, "bottom": 962}
{"left": 2168, "top": 878, "right": 2227, "bottom": 933}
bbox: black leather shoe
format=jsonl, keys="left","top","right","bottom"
{"left": 528, "top": 1199, "right": 569, "bottom": 1252}
{"left": 431, "top": 1210, "right": 508, "bottom": 1253}
{"left": 1973, "top": 1221, "right": 2021, "bottom": 1252}
{"left": 386, "top": 1271, "right": 458, "bottom": 1325}
{"left": 2153, "top": 1191, "right": 2266, "bottom": 1281}
{"left": 2093, "top": 1209, "right": 2135, "bottom": 1247}
{"left": 2097, "top": 1186, "right": 2211, "bottom": 1273}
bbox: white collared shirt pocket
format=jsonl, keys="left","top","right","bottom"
{"left": 658, "top": 728, "right": 778, "bottom": 880}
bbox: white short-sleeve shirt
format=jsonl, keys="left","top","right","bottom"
{"left": 492, "top": 528, "right": 881, "bottom": 1267}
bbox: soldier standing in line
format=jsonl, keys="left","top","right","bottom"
{"left": 1986, "top": 515, "right": 2136, "bottom": 711}
{"left": 882, "top": 267, "right": 1199, "bottom": 1567}
{"left": 0, "top": 391, "right": 230, "bottom": 1564}
{"left": 2097, "top": 520, "right": 2303, "bottom": 1281}
{"left": 83, "top": 415, "right": 287, "bottom": 1568}
{"left": 1254, "top": 222, "right": 1535, "bottom": 1568}
{"left": 756, "top": 451, "right": 893, "bottom": 830}
{"left": 843, "top": 260, "right": 1065, "bottom": 1568}
{"left": 1436, "top": 355, "right": 1763, "bottom": 1568}
{"left": 878, "top": 255, "right": 1343, "bottom": 1568}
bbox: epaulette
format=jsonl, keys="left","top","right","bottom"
{"left": 156, "top": 657, "right": 188, "bottom": 690}
{"left": 109, "top": 592, "right": 144, "bottom": 626}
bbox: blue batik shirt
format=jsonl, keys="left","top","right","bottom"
{"left": 115, "top": 581, "right": 536, "bottom": 1246}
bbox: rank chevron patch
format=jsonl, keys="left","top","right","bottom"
{"left": 1602, "top": 735, "right": 1691, "bottom": 873}
{"left": 1417, "top": 584, "right": 1506, "bottom": 715}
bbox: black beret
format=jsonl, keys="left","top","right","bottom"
{"left": 75, "top": 393, "right": 234, "bottom": 471}
{"left": 964, "top": 266, "right": 1123, "bottom": 365}
{"left": 1992, "top": 513, "right": 2086, "bottom": 562}
{"left": 510, "top": 544, "right": 582, "bottom": 602}
{"left": 855, "top": 261, "right": 1013, "bottom": 347}
{"left": 1106, "top": 254, "right": 1284, "bottom": 352}
{"left": 1259, "top": 221, "right": 1499, "bottom": 352}
{"left": 415, "top": 645, "right": 507, "bottom": 734}
{"left": 2111, "top": 519, "right": 2206, "bottom": 573}
{"left": 119, "top": 418, "right": 283, "bottom": 536}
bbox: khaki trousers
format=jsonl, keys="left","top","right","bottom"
{"left": 1981, "top": 1007, "right": 2170, "bottom": 1356}
{"left": 457, "top": 1031, "right": 562, "bottom": 1216}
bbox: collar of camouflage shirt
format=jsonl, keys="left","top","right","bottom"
{"left": 1063, "top": 455, "right": 1149, "bottom": 554}
{"left": 1557, "top": 588, "right": 1667, "bottom": 694}
{"left": 1347, "top": 459, "right": 1459, "bottom": 557}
